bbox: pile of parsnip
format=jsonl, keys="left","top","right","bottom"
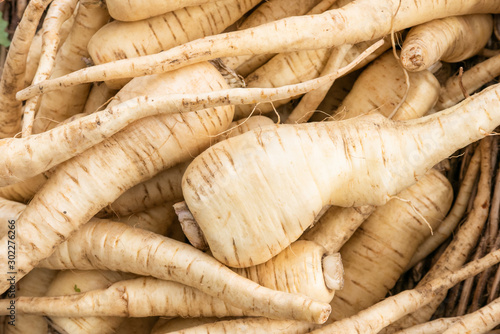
{"left": 1, "top": 0, "right": 500, "bottom": 333}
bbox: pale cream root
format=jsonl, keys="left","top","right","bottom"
{"left": 408, "top": 148, "right": 481, "bottom": 268}
{"left": 182, "top": 84, "right": 500, "bottom": 268}
{"left": 18, "top": 0, "right": 500, "bottom": 99}
{"left": 99, "top": 162, "right": 188, "bottom": 218}
{"left": 441, "top": 298, "right": 500, "bottom": 334}
{"left": 167, "top": 318, "right": 316, "bottom": 334}
{"left": 45, "top": 270, "right": 134, "bottom": 334}
{"left": 22, "top": 0, "right": 79, "bottom": 137}
{"left": 438, "top": 53, "right": 500, "bottom": 110}
{"left": 3, "top": 268, "right": 56, "bottom": 334}
{"left": 0, "top": 62, "right": 235, "bottom": 291}
{"left": 33, "top": 0, "right": 110, "bottom": 133}
{"left": 24, "top": 14, "right": 74, "bottom": 88}
{"left": 82, "top": 82, "right": 118, "bottom": 115}
{"left": 38, "top": 221, "right": 332, "bottom": 324}
{"left": 328, "top": 170, "right": 452, "bottom": 321}
{"left": 113, "top": 203, "right": 177, "bottom": 236}
{"left": 106, "top": 0, "right": 218, "bottom": 21}
{"left": 0, "top": 0, "right": 53, "bottom": 138}
{"left": 309, "top": 247, "right": 500, "bottom": 333}
{"left": 334, "top": 50, "right": 440, "bottom": 121}
{"left": 385, "top": 138, "right": 493, "bottom": 332}
{"left": 393, "top": 318, "right": 459, "bottom": 334}
{"left": 220, "top": 0, "right": 323, "bottom": 71}
{"left": 88, "top": 0, "right": 261, "bottom": 65}
{"left": 174, "top": 201, "right": 208, "bottom": 250}
{"left": 401, "top": 14, "right": 493, "bottom": 72}
{"left": 286, "top": 44, "right": 353, "bottom": 124}
{"left": 302, "top": 206, "right": 375, "bottom": 253}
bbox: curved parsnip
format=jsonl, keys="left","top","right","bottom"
{"left": 328, "top": 169, "right": 453, "bottom": 321}
{"left": 38, "top": 220, "right": 331, "bottom": 324}
{"left": 19, "top": 0, "right": 500, "bottom": 99}
{"left": 0, "top": 62, "right": 234, "bottom": 292}
{"left": 88, "top": 0, "right": 260, "bottom": 66}
{"left": 105, "top": 0, "right": 217, "bottom": 21}
{"left": 45, "top": 270, "right": 133, "bottom": 334}
{"left": 333, "top": 51, "right": 440, "bottom": 120}
{"left": 401, "top": 14, "right": 493, "bottom": 72}
{"left": 0, "top": 0, "right": 53, "bottom": 138}
{"left": 182, "top": 83, "right": 500, "bottom": 268}
{"left": 8, "top": 241, "right": 339, "bottom": 318}
{"left": 220, "top": 0, "right": 325, "bottom": 72}
{"left": 437, "top": 53, "right": 500, "bottom": 110}
{"left": 33, "top": 0, "right": 110, "bottom": 133}
{"left": 3, "top": 268, "right": 55, "bottom": 334}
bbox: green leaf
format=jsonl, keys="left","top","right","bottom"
{"left": 0, "top": 13, "right": 10, "bottom": 47}
{"left": 74, "top": 284, "right": 81, "bottom": 293}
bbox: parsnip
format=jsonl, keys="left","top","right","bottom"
{"left": 438, "top": 53, "right": 500, "bottom": 110}
{"left": 105, "top": 0, "right": 218, "bottom": 21}
{"left": 3, "top": 269, "right": 55, "bottom": 334}
{"left": 328, "top": 169, "right": 452, "bottom": 320}
{"left": 19, "top": 0, "right": 500, "bottom": 98}
{"left": 309, "top": 247, "right": 500, "bottom": 333}
{"left": 37, "top": 220, "right": 332, "bottom": 323}
{"left": 0, "top": 62, "right": 234, "bottom": 290}
{"left": 45, "top": 270, "right": 134, "bottom": 334}
{"left": 401, "top": 14, "right": 493, "bottom": 72}
{"left": 32, "top": 0, "right": 110, "bottom": 134}
{"left": 88, "top": 0, "right": 260, "bottom": 66}
{"left": 220, "top": 0, "right": 324, "bottom": 72}
{"left": 22, "top": 0, "right": 79, "bottom": 136}
{"left": 181, "top": 82, "right": 500, "bottom": 268}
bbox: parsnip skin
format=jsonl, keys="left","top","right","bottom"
{"left": 329, "top": 169, "right": 453, "bottom": 321}
{"left": 33, "top": 0, "right": 110, "bottom": 134}
{"left": 0, "top": 62, "right": 234, "bottom": 292}
{"left": 88, "top": 0, "right": 260, "bottom": 65}
{"left": 401, "top": 14, "right": 493, "bottom": 72}
{"left": 18, "top": 0, "right": 500, "bottom": 98}
{"left": 106, "top": 0, "right": 217, "bottom": 21}
{"left": 335, "top": 51, "right": 440, "bottom": 120}
{"left": 38, "top": 221, "right": 332, "bottom": 324}
{"left": 182, "top": 83, "right": 500, "bottom": 268}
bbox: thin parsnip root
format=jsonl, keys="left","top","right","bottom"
{"left": 88, "top": 0, "right": 260, "bottom": 65}
{"left": 21, "top": 0, "right": 79, "bottom": 137}
{"left": 441, "top": 297, "right": 500, "bottom": 334}
{"left": 0, "top": 0, "right": 54, "bottom": 137}
{"left": 3, "top": 268, "right": 56, "bottom": 334}
{"left": 408, "top": 148, "right": 481, "bottom": 269}
{"left": 309, "top": 247, "right": 500, "bottom": 333}
{"left": 332, "top": 50, "right": 440, "bottom": 121}
{"left": 44, "top": 270, "right": 134, "bottom": 334}
{"left": 167, "top": 318, "right": 316, "bottom": 334}
{"left": 37, "top": 220, "right": 332, "bottom": 324}
{"left": 4, "top": 241, "right": 341, "bottom": 319}
{"left": 437, "top": 53, "right": 500, "bottom": 110}
{"left": 400, "top": 14, "right": 493, "bottom": 72}
{"left": 220, "top": 0, "right": 323, "bottom": 71}
{"left": 328, "top": 169, "right": 452, "bottom": 321}
{"left": 0, "top": 45, "right": 376, "bottom": 190}
{"left": 0, "top": 62, "right": 234, "bottom": 292}
{"left": 393, "top": 318, "right": 459, "bottom": 334}
{"left": 385, "top": 138, "right": 494, "bottom": 332}
{"left": 17, "top": 0, "right": 500, "bottom": 99}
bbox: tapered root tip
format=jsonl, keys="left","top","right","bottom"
{"left": 174, "top": 201, "right": 209, "bottom": 250}
{"left": 401, "top": 46, "right": 427, "bottom": 72}
{"left": 317, "top": 304, "right": 332, "bottom": 324}
{"left": 323, "top": 253, "right": 344, "bottom": 291}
